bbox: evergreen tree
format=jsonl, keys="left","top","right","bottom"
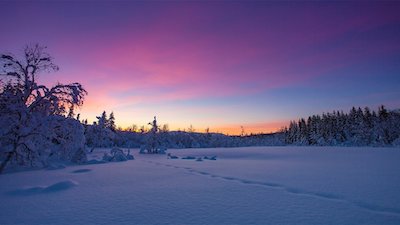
{"left": 140, "top": 116, "right": 166, "bottom": 154}
{"left": 108, "top": 112, "right": 116, "bottom": 132}
{"left": 97, "top": 111, "right": 107, "bottom": 128}
{"left": 85, "top": 111, "right": 115, "bottom": 147}
{"left": 283, "top": 105, "right": 400, "bottom": 146}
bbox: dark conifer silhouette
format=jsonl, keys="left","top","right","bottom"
{"left": 284, "top": 106, "right": 400, "bottom": 146}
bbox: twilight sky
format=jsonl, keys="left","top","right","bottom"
{"left": 1, "top": 1, "right": 400, "bottom": 134}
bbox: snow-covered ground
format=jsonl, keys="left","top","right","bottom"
{"left": 1, "top": 147, "right": 400, "bottom": 225}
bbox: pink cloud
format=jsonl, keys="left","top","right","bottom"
{"left": 15, "top": 1, "right": 397, "bottom": 126}
{"left": 59, "top": 3, "right": 398, "bottom": 103}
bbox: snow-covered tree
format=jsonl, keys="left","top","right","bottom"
{"left": 0, "top": 44, "right": 87, "bottom": 173}
{"left": 84, "top": 111, "right": 115, "bottom": 147}
{"left": 107, "top": 112, "right": 116, "bottom": 132}
{"left": 140, "top": 116, "right": 166, "bottom": 154}
{"left": 0, "top": 44, "right": 86, "bottom": 116}
{"left": 97, "top": 111, "right": 108, "bottom": 128}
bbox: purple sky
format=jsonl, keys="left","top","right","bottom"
{"left": 1, "top": 1, "right": 400, "bottom": 134}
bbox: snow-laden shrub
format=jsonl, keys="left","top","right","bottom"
{"left": 103, "top": 147, "right": 134, "bottom": 162}
{"left": 46, "top": 116, "right": 87, "bottom": 163}
{"left": 167, "top": 153, "right": 179, "bottom": 159}
{"left": 85, "top": 125, "right": 115, "bottom": 147}
{"left": 0, "top": 111, "right": 51, "bottom": 169}
{"left": 139, "top": 117, "right": 168, "bottom": 154}
{"left": 0, "top": 113, "right": 87, "bottom": 171}
{"left": 110, "top": 148, "right": 127, "bottom": 161}
{"left": 139, "top": 146, "right": 148, "bottom": 154}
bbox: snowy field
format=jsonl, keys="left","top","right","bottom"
{"left": 1, "top": 146, "right": 400, "bottom": 225}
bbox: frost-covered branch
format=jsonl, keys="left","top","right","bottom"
{"left": 1, "top": 44, "right": 87, "bottom": 116}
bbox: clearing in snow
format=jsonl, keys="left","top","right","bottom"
{"left": 1, "top": 146, "right": 400, "bottom": 225}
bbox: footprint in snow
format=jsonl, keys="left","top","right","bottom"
{"left": 149, "top": 161, "right": 400, "bottom": 217}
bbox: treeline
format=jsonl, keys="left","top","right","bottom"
{"left": 83, "top": 111, "right": 284, "bottom": 149}
{"left": 86, "top": 105, "right": 400, "bottom": 149}
{"left": 283, "top": 106, "right": 400, "bottom": 146}
{"left": 117, "top": 130, "right": 284, "bottom": 149}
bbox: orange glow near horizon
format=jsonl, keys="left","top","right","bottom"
{"left": 114, "top": 120, "right": 287, "bottom": 136}
{"left": 205, "top": 122, "right": 287, "bottom": 135}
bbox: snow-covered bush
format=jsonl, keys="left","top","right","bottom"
{"left": 85, "top": 124, "right": 115, "bottom": 147}
{"left": 84, "top": 111, "right": 117, "bottom": 147}
{"left": 46, "top": 116, "right": 87, "bottom": 164}
{"left": 0, "top": 111, "right": 87, "bottom": 171}
{"left": 126, "top": 150, "right": 134, "bottom": 160}
{"left": 103, "top": 147, "right": 134, "bottom": 162}
{"left": 140, "top": 116, "right": 167, "bottom": 154}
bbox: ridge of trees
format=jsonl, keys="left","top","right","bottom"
{"left": 83, "top": 111, "right": 284, "bottom": 149}
{"left": 283, "top": 106, "right": 400, "bottom": 146}
{"left": 83, "top": 105, "right": 400, "bottom": 150}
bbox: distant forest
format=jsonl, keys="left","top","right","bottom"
{"left": 84, "top": 105, "right": 400, "bottom": 149}
{"left": 283, "top": 106, "right": 400, "bottom": 146}
{"left": 83, "top": 111, "right": 284, "bottom": 149}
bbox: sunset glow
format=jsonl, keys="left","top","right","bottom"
{"left": 2, "top": 1, "right": 400, "bottom": 135}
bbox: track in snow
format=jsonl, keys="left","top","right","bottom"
{"left": 146, "top": 160, "right": 400, "bottom": 217}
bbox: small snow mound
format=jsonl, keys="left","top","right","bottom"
{"left": 204, "top": 156, "right": 217, "bottom": 160}
{"left": 139, "top": 147, "right": 148, "bottom": 154}
{"left": 8, "top": 187, "right": 44, "bottom": 196}
{"left": 43, "top": 180, "right": 78, "bottom": 193}
{"left": 140, "top": 145, "right": 167, "bottom": 154}
{"left": 167, "top": 153, "right": 179, "bottom": 159}
{"left": 182, "top": 156, "right": 196, "bottom": 160}
{"left": 103, "top": 147, "right": 131, "bottom": 162}
{"left": 46, "top": 163, "right": 66, "bottom": 170}
{"left": 9, "top": 180, "right": 78, "bottom": 196}
{"left": 71, "top": 168, "right": 92, "bottom": 173}
{"left": 86, "top": 159, "right": 106, "bottom": 164}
